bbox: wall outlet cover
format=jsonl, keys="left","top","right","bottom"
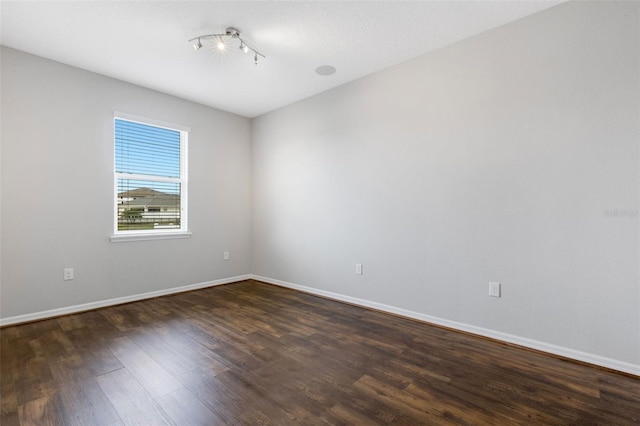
{"left": 489, "top": 281, "right": 501, "bottom": 298}
{"left": 64, "top": 268, "right": 74, "bottom": 281}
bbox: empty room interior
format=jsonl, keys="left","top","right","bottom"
{"left": 1, "top": 0, "right": 639, "bottom": 424}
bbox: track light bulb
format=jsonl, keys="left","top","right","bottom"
{"left": 193, "top": 39, "right": 202, "bottom": 51}
{"left": 239, "top": 42, "right": 249, "bottom": 53}
{"left": 254, "top": 53, "right": 259, "bottom": 65}
{"left": 217, "top": 40, "right": 226, "bottom": 50}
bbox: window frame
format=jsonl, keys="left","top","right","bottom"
{"left": 110, "top": 112, "right": 190, "bottom": 242}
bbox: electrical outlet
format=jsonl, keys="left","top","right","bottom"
{"left": 64, "top": 268, "right": 74, "bottom": 281}
{"left": 355, "top": 264, "right": 363, "bottom": 275}
{"left": 223, "top": 251, "right": 230, "bottom": 260}
{"left": 489, "top": 281, "right": 501, "bottom": 298}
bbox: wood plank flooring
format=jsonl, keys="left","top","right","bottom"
{"left": 2, "top": 280, "right": 639, "bottom": 425}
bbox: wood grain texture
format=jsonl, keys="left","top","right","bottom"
{"left": 1, "top": 280, "right": 639, "bottom": 424}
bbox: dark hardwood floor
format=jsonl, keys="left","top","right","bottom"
{"left": 1, "top": 280, "right": 639, "bottom": 425}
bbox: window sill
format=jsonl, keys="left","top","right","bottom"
{"left": 110, "top": 231, "right": 192, "bottom": 243}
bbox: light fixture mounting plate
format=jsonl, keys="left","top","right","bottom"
{"left": 225, "top": 27, "right": 240, "bottom": 38}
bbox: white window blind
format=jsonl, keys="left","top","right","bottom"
{"left": 114, "top": 114, "right": 188, "bottom": 236}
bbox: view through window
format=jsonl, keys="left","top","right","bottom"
{"left": 114, "top": 115, "right": 188, "bottom": 234}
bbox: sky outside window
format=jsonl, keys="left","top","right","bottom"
{"left": 115, "top": 119, "right": 181, "bottom": 190}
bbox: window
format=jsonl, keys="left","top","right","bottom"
{"left": 112, "top": 113, "right": 189, "bottom": 241}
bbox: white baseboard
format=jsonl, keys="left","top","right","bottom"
{"left": 250, "top": 274, "right": 640, "bottom": 377}
{"left": 0, "top": 274, "right": 251, "bottom": 327}
{"left": 3, "top": 273, "right": 637, "bottom": 376}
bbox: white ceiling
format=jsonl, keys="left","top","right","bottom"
{"left": 1, "top": 1, "right": 564, "bottom": 118}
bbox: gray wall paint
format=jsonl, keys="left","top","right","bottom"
{"left": 1, "top": 47, "right": 252, "bottom": 318}
{"left": 252, "top": 1, "right": 639, "bottom": 365}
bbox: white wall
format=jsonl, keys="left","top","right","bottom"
{"left": 1, "top": 47, "right": 252, "bottom": 319}
{"left": 252, "top": 1, "right": 639, "bottom": 370}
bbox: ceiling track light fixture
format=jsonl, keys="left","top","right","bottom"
{"left": 189, "top": 27, "right": 265, "bottom": 65}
